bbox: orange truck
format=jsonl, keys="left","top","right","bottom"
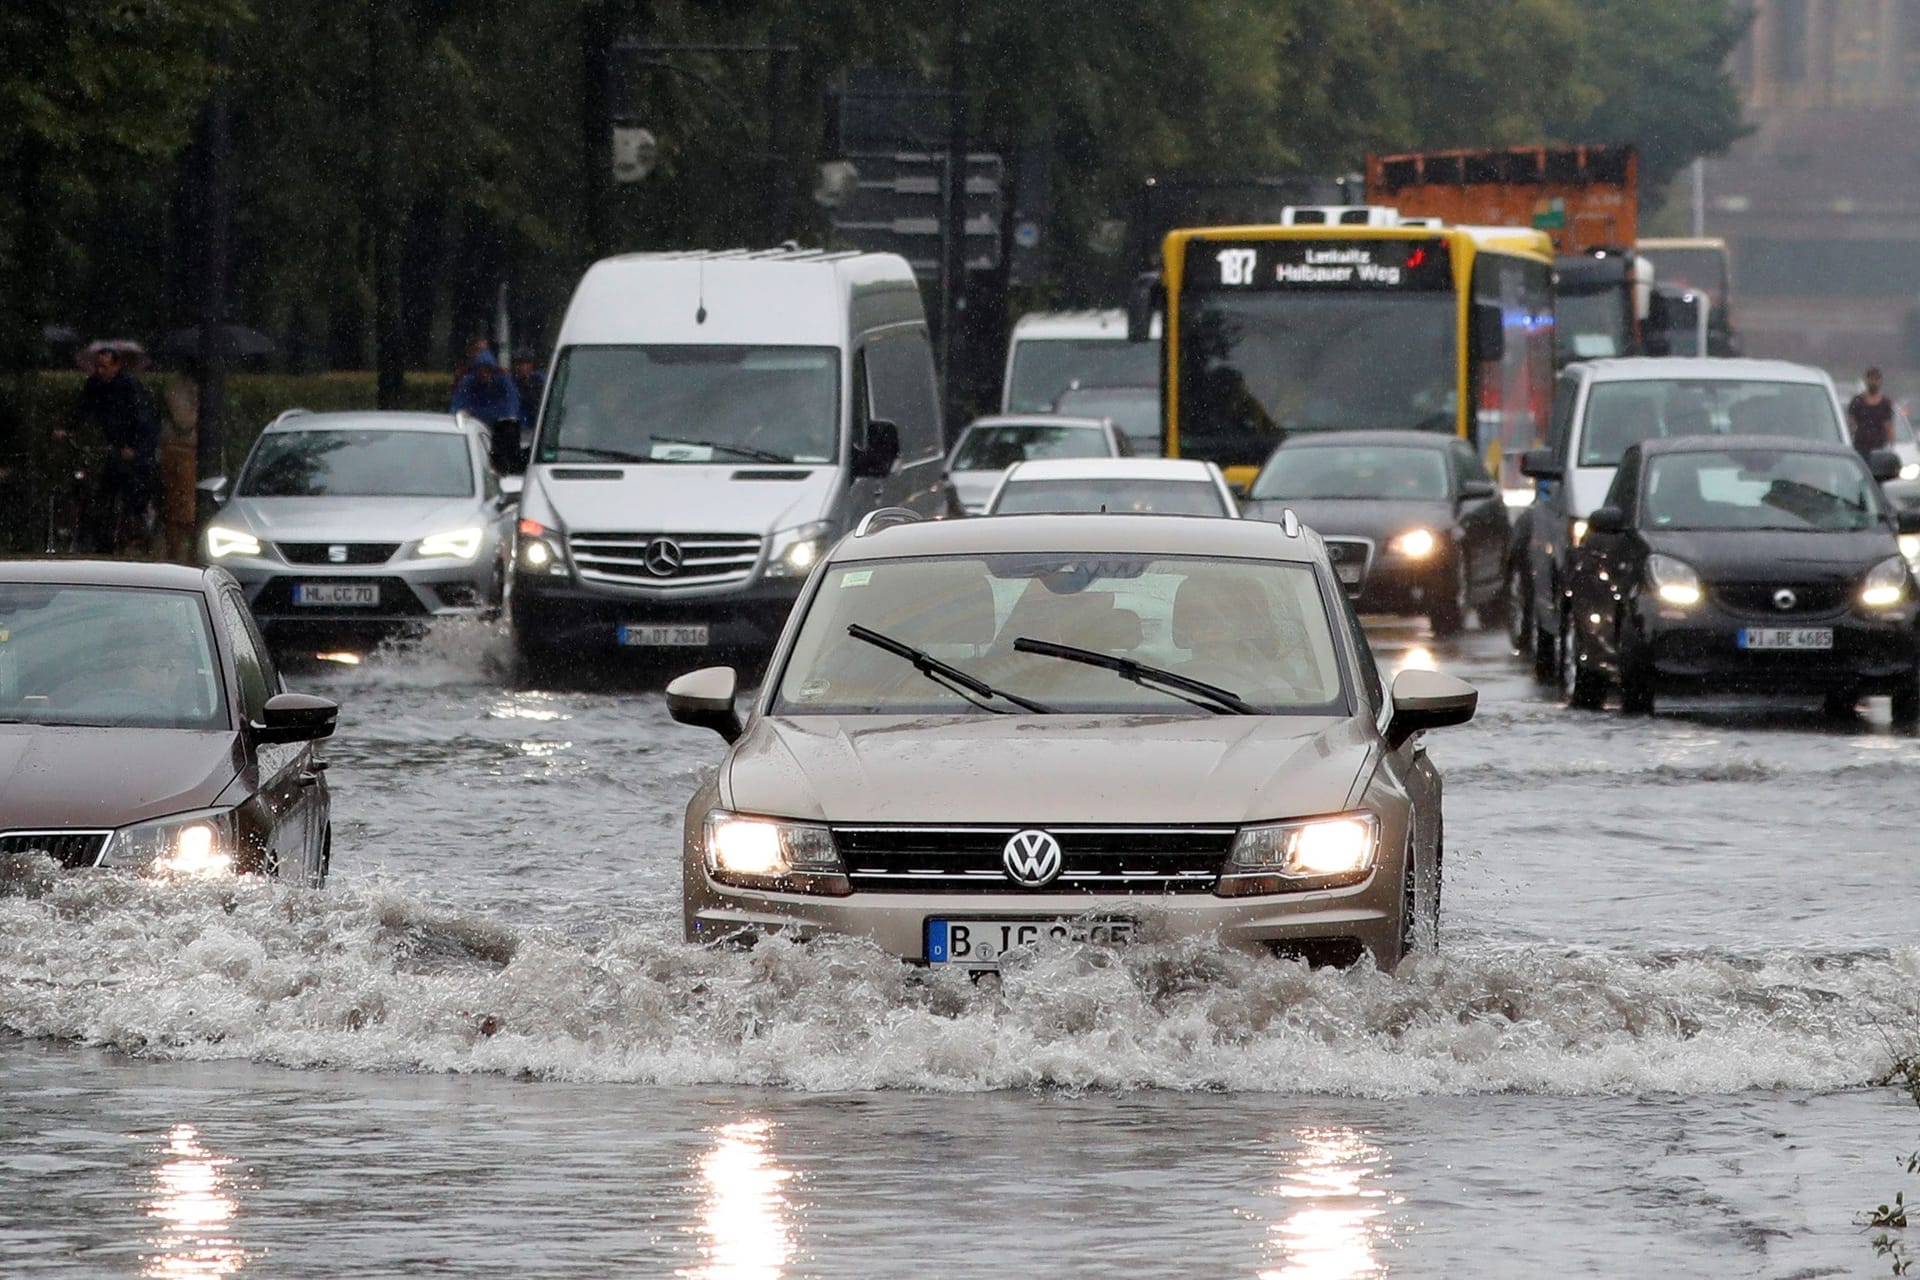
{"left": 1367, "top": 144, "right": 1649, "bottom": 364}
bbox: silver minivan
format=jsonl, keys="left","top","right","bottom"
{"left": 510, "top": 249, "right": 957, "bottom": 667}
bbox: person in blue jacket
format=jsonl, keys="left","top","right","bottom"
{"left": 450, "top": 349, "right": 520, "bottom": 424}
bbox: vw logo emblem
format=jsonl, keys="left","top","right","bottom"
{"left": 643, "top": 537, "right": 685, "bottom": 576}
{"left": 1002, "top": 829, "right": 1063, "bottom": 889}
{"left": 327, "top": 544, "right": 348, "bottom": 564}
{"left": 1773, "top": 588, "right": 1798, "bottom": 611}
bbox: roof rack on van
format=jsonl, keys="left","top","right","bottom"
{"left": 853, "top": 508, "right": 923, "bottom": 538}
{"left": 1281, "top": 509, "right": 1300, "bottom": 537}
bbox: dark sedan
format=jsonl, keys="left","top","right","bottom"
{"left": 1242, "top": 431, "right": 1509, "bottom": 635}
{"left": 1561, "top": 437, "right": 1920, "bottom": 718}
{"left": 0, "top": 561, "right": 338, "bottom": 881}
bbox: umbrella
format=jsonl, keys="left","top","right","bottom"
{"left": 158, "top": 323, "right": 275, "bottom": 361}
{"left": 73, "top": 339, "right": 151, "bottom": 372}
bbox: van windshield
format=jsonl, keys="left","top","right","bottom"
{"left": 537, "top": 345, "right": 840, "bottom": 466}
{"left": 1577, "top": 379, "right": 1840, "bottom": 467}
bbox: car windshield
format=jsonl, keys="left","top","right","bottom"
{"left": 1577, "top": 379, "right": 1840, "bottom": 467}
{"left": 0, "top": 585, "right": 226, "bottom": 730}
{"left": 537, "top": 344, "right": 839, "bottom": 465}
{"left": 1176, "top": 291, "right": 1458, "bottom": 469}
{"left": 1643, "top": 449, "right": 1882, "bottom": 532}
{"left": 1006, "top": 339, "right": 1157, "bottom": 412}
{"left": 242, "top": 429, "right": 473, "bottom": 498}
{"left": 775, "top": 554, "right": 1346, "bottom": 715}
{"left": 991, "top": 478, "right": 1227, "bottom": 516}
{"left": 1251, "top": 445, "right": 1450, "bottom": 501}
{"left": 951, "top": 423, "right": 1112, "bottom": 471}
{"left": 1054, "top": 387, "right": 1160, "bottom": 454}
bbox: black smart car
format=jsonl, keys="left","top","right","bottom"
{"left": 1560, "top": 437, "right": 1920, "bottom": 718}
{"left": 1242, "top": 431, "right": 1510, "bottom": 636}
{"left": 0, "top": 561, "right": 338, "bottom": 881}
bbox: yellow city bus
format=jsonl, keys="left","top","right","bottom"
{"left": 1139, "top": 217, "right": 1556, "bottom": 492}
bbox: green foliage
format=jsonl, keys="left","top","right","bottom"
{"left": 1865, "top": 1053, "right": 1920, "bottom": 1275}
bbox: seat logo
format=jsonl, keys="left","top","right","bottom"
{"left": 643, "top": 537, "right": 684, "bottom": 576}
{"left": 1773, "top": 588, "right": 1797, "bottom": 611}
{"left": 1002, "top": 828, "right": 1063, "bottom": 889}
{"left": 328, "top": 544, "right": 348, "bottom": 564}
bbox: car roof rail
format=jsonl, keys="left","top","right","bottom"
{"left": 265, "top": 408, "right": 311, "bottom": 430}
{"left": 1282, "top": 508, "right": 1301, "bottom": 537}
{"left": 853, "top": 507, "right": 923, "bottom": 538}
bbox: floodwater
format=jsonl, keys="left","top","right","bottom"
{"left": 4, "top": 618, "right": 1919, "bottom": 1277}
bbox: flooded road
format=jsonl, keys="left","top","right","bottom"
{"left": 5, "top": 619, "right": 1919, "bottom": 1276}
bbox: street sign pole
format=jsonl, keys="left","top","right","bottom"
{"left": 939, "top": 0, "right": 968, "bottom": 421}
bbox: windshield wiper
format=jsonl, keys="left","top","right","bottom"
{"left": 649, "top": 433, "right": 794, "bottom": 464}
{"left": 551, "top": 445, "right": 653, "bottom": 464}
{"left": 847, "top": 624, "right": 1057, "bottom": 714}
{"left": 1012, "top": 637, "right": 1256, "bottom": 715}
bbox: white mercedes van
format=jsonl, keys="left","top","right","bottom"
{"left": 511, "top": 249, "right": 956, "bottom": 666}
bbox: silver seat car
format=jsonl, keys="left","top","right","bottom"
{"left": 203, "top": 410, "right": 518, "bottom": 647}
{"left": 666, "top": 510, "right": 1476, "bottom": 970}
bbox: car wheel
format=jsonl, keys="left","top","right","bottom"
{"left": 1560, "top": 611, "right": 1607, "bottom": 710}
{"left": 1892, "top": 670, "right": 1920, "bottom": 727}
{"left": 1397, "top": 829, "right": 1442, "bottom": 961}
{"left": 1503, "top": 558, "right": 1531, "bottom": 654}
{"left": 1428, "top": 570, "right": 1466, "bottom": 638}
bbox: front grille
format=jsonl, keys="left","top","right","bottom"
{"left": 276, "top": 542, "right": 401, "bottom": 566}
{"left": 1712, "top": 581, "right": 1851, "bottom": 616}
{"left": 0, "top": 830, "right": 110, "bottom": 869}
{"left": 568, "top": 531, "right": 763, "bottom": 588}
{"left": 832, "top": 824, "right": 1232, "bottom": 895}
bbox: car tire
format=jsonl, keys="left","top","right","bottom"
{"left": 1892, "top": 670, "right": 1920, "bottom": 727}
{"left": 1428, "top": 570, "right": 1466, "bottom": 638}
{"left": 1560, "top": 612, "right": 1608, "bottom": 710}
{"left": 1397, "top": 828, "right": 1442, "bottom": 962}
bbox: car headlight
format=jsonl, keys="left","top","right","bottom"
{"left": 206, "top": 526, "right": 260, "bottom": 559}
{"left": 765, "top": 521, "right": 833, "bottom": 579}
{"left": 516, "top": 519, "right": 567, "bottom": 575}
{"left": 1861, "top": 555, "right": 1910, "bottom": 609}
{"left": 1388, "top": 528, "right": 1437, "bottom": 559}
{"left": 703, "top": 811, "right": 849, "bottom": 895}
{"left": 415, "top": 527, "right": 484, "bottom": 561}
{"left": 1570, "top": 518, "right": 1589, "bottom": 547}
{"left": 1646, "top": 553, "right": 1703, "bottom": 607}
{"left": 1900, "top": 533, "right": 1920, "bottom": 566}
{"left": 102, "top": 809, "right": 240, "bottom": 878}
{"left": 1218, "top": 813, "right": 1379, "bottom": 896}
{"left": 1902, "top": 462, "right": 1920, "bottom": 481}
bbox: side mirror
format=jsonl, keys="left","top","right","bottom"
{"left": 1896, "top": 509, "right": 1920, "bottom": 535}
{"left": 666, "top": 666, "right": 743, "bottom": 743}
{"left": 499, "top": 473, "right": 524, "bottom": 506}
{"left": 852, "top": 419, "right": 900, "bottom": 479}
{"left": 1586, "top": 505, "right": 1626, "bottom": 535}
{"left": 1471, "top": 301, "right": 1506, "bottom": 363}
{"left": 1127, "top": 272, "right": 1164, "bottom": 343}
{"left": 197, "top": 474, "right": 231, "bottom": 507}
{"left": 254, "top": 692, "right": 338, "bottom": 744}
{"left": 1385, "top": 669, "right": 1477, "bottom": 750}
{"left": 1868, "top": 448, "right": 1902, "bottom": 483}
{"left": 1519, "top": 449, "right": 1562, "bottom": 481}
{"left": 1459, "top": 477, "right": 1497, "bottom": 501}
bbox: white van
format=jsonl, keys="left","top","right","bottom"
{"left": 511, "top": 249, "right": 955, "bottom": 665}
{"left": 1001, "top": 310, "right": 1160, "bottom": 413}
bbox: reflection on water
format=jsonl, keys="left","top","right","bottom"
{"left": 680, "top": 1119, "right": 795, "bottom": 1279}
{"left": 143, "top": 1125, "right": 249, "bottom": 1277}
{"left": 1261, "top": 1128, "right": 1395, "bottom": 1280}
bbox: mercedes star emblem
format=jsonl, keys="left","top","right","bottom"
{"left": 643, "top": 537, "right": 685, "bottom": 576}
{"left": 1002, "top": 828, "right": 1064, "bottom": 889}
{"left": 1773, "top": 588, "right": 1798, "bottom": 611}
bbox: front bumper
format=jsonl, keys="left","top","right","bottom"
{"left": 1353, "top": 551, "right": 1457, "bottom": 616}
{"left": 511, "top": 570, "right": 804, "bottom": 654}
{"left": 1632, "top": 597, "right": 1919, "bottom": 694}
{"left": 222, "top": 558, "right": 497, "bottom": 641}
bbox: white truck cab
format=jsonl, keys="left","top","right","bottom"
{"left": 1001, "top": 309, "right": 1160, "bottom": 413}
{"left": 511, "top": 249, "right": 955, "bottom": 666}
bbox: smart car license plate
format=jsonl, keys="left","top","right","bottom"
{"left": 293, "top": 582, "right": 380, "bottom": 607}
{"left": 1738, "top": 627, "right": 1833, "bottom": 651}
{"left": 926, "top": 917, "right": 1135, "bottom": 967}
{"left": 617, "top": 624, "right": 709, "bottom": 647}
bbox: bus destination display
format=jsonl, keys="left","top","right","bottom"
{"left": 1187, "top": 238, "right": 1453, "bottom": 292}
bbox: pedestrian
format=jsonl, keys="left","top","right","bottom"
{"left": 1848, "top": 366, "right": 1896, "bottom": 455}
{"left": 511, "top": 353, "right": 545, "bottom": 451}
{"left": 451, "top": 350, "right": 522, "bottom": 473}
{"left": 72, "top": 346, "right": 160, "bottom": 554}
{"left": 159, "top": 361, "right": 202, "bottom": 562}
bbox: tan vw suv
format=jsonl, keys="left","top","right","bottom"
{"left": 666, "top": 510, "right": 1476, "bottom": 970}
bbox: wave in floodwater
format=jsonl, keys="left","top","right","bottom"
{"left": 3, "top": 859, "right": 1915, "bottom": 1097}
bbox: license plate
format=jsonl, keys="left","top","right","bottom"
{"left": 617, "top": 623, "right": 709, "bottom": 647}
{"left": 1737, "top": 627, "right": 1833, "bottom": 650}
{"left": 926, "top": 917, "right": 1135, "bottom": 967}
{"left": 293, "top": 582, "right": 380, "bottom": 607}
